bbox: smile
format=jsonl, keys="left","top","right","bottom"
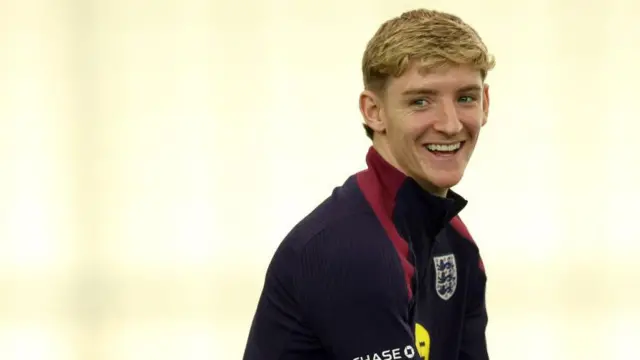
{"left": 424, "top": 142, "right": 464, "bottom": 154}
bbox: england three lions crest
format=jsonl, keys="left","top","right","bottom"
{"left": 434, "top": 254, "right": 457, "bottom": 301}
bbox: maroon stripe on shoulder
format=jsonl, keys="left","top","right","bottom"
{"left": 450, "top": 216, "right": 485, "bottom": 272}
{"left": 357, "top": 170, "right": 415, "bottom": 299}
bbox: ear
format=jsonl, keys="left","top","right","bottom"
{"left": 482, "top": 84, "right": 490, "bottom": 126}
{"left": 359, "top": 90, "right": 386, "bottom": 134}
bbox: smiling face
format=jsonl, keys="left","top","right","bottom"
{"left": 359, "top": 63, "right": 490, "bottom": 196}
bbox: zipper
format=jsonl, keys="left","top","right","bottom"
{"left": 408, "top": 231, "right": 437, "bottom": 318}
{"left": 416, "top": 235, "right": 437, "bottom": 310}
{"left": 408, "top": 241, "right": 418, "bottom": 316}
{"left": 424, "top": 239, "right": 436, "bottom": 300}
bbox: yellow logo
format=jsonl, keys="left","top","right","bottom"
{"left": 415, "top": 322, "right": 430, "bottom": 359}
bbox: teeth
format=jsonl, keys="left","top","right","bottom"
{"left": 426, "top": 142, "right": 461, "bottom": 152}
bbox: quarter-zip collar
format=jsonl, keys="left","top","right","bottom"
{"left": 364, "top": 146, "right": 467, "bottom": 240}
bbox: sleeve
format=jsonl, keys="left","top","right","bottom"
{"left": 458, "top": 253, "right": 489, "bottom": 360}
{"left": 243, "top": 243, "right": 316, "bottom": 360}
{"left": 297, "top": 228, "right": 418, "bottom": 360}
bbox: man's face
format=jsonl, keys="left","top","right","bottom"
{"left": 361, "top": 63, "right": 489, "bottom": 196}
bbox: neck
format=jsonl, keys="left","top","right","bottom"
{"left": 371, "top": 137, "right": 398, "bottom": 171}
{"left": 371, "top": 138, "right": 449, "bottom": 198}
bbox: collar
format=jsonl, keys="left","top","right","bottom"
{"left": 364, "top": 146, "right": 467, "bottom": 237}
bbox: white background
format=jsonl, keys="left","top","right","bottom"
{"left": 0, "top": 0, "right": 639, "bottom": 359}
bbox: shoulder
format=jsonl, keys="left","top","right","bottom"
{"left": 447, "top": 215, "right": 479, "bottom": 250}
{"left": 281, "top": 175, "right": 389, "bottom": 255}
{"left": 269, "top": 175, "right": 406, "bottom": 295}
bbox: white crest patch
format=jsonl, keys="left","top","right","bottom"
{"left": 433, "top": 253, "right": 457, "bottom": 301}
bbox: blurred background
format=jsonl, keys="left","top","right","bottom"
{"left": 1, "top": 0, "right": 639, "bottom": 359}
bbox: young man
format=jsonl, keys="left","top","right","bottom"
{"left": 243, "top": 9, "right": 495, "bottom": 360}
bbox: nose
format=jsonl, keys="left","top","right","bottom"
{"left": 433, "top": 100, "right": 463, "bottom": 135}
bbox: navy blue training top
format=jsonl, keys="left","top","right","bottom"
{"left": 243, "top": 147, "right": 489, "bottom": 360}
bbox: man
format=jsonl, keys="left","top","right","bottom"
{"left": 243, "top": 8, "right": 495, "bottom": 360}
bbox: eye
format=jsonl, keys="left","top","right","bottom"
{"left": 458, "top": 95, "right": 476, "bottom": 103}
{"left": 411, "top": 98, "right": 430, "bottom": 107}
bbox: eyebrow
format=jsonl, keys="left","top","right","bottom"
{"left": 401, "top": 84, "right": 483, "bottom": 97}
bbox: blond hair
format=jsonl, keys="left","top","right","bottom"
{"left": 362, "top": 9, "right": 495, "bottom": 93}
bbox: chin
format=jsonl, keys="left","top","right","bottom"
{"left": 421, "top": 171, "right": 464, "bottom": 193}
{"left": 431, "top": 179, "right": 461, "bottom": 191}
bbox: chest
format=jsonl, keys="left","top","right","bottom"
{"left": 407, "top": 231, "right": 471, "bottom": 359}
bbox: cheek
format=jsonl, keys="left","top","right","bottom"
{"left": 402, "top": 113, "right": 432, "bottom": 140}
{"left": 461, "top": 113, "right": 484, "bottom": 136}
{"left": 387, "top": 112, "right": 419, "bottom": 140}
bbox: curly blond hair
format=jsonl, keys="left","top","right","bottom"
{"left": 361, "top": 9, "right": 496, "bottom": 138}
